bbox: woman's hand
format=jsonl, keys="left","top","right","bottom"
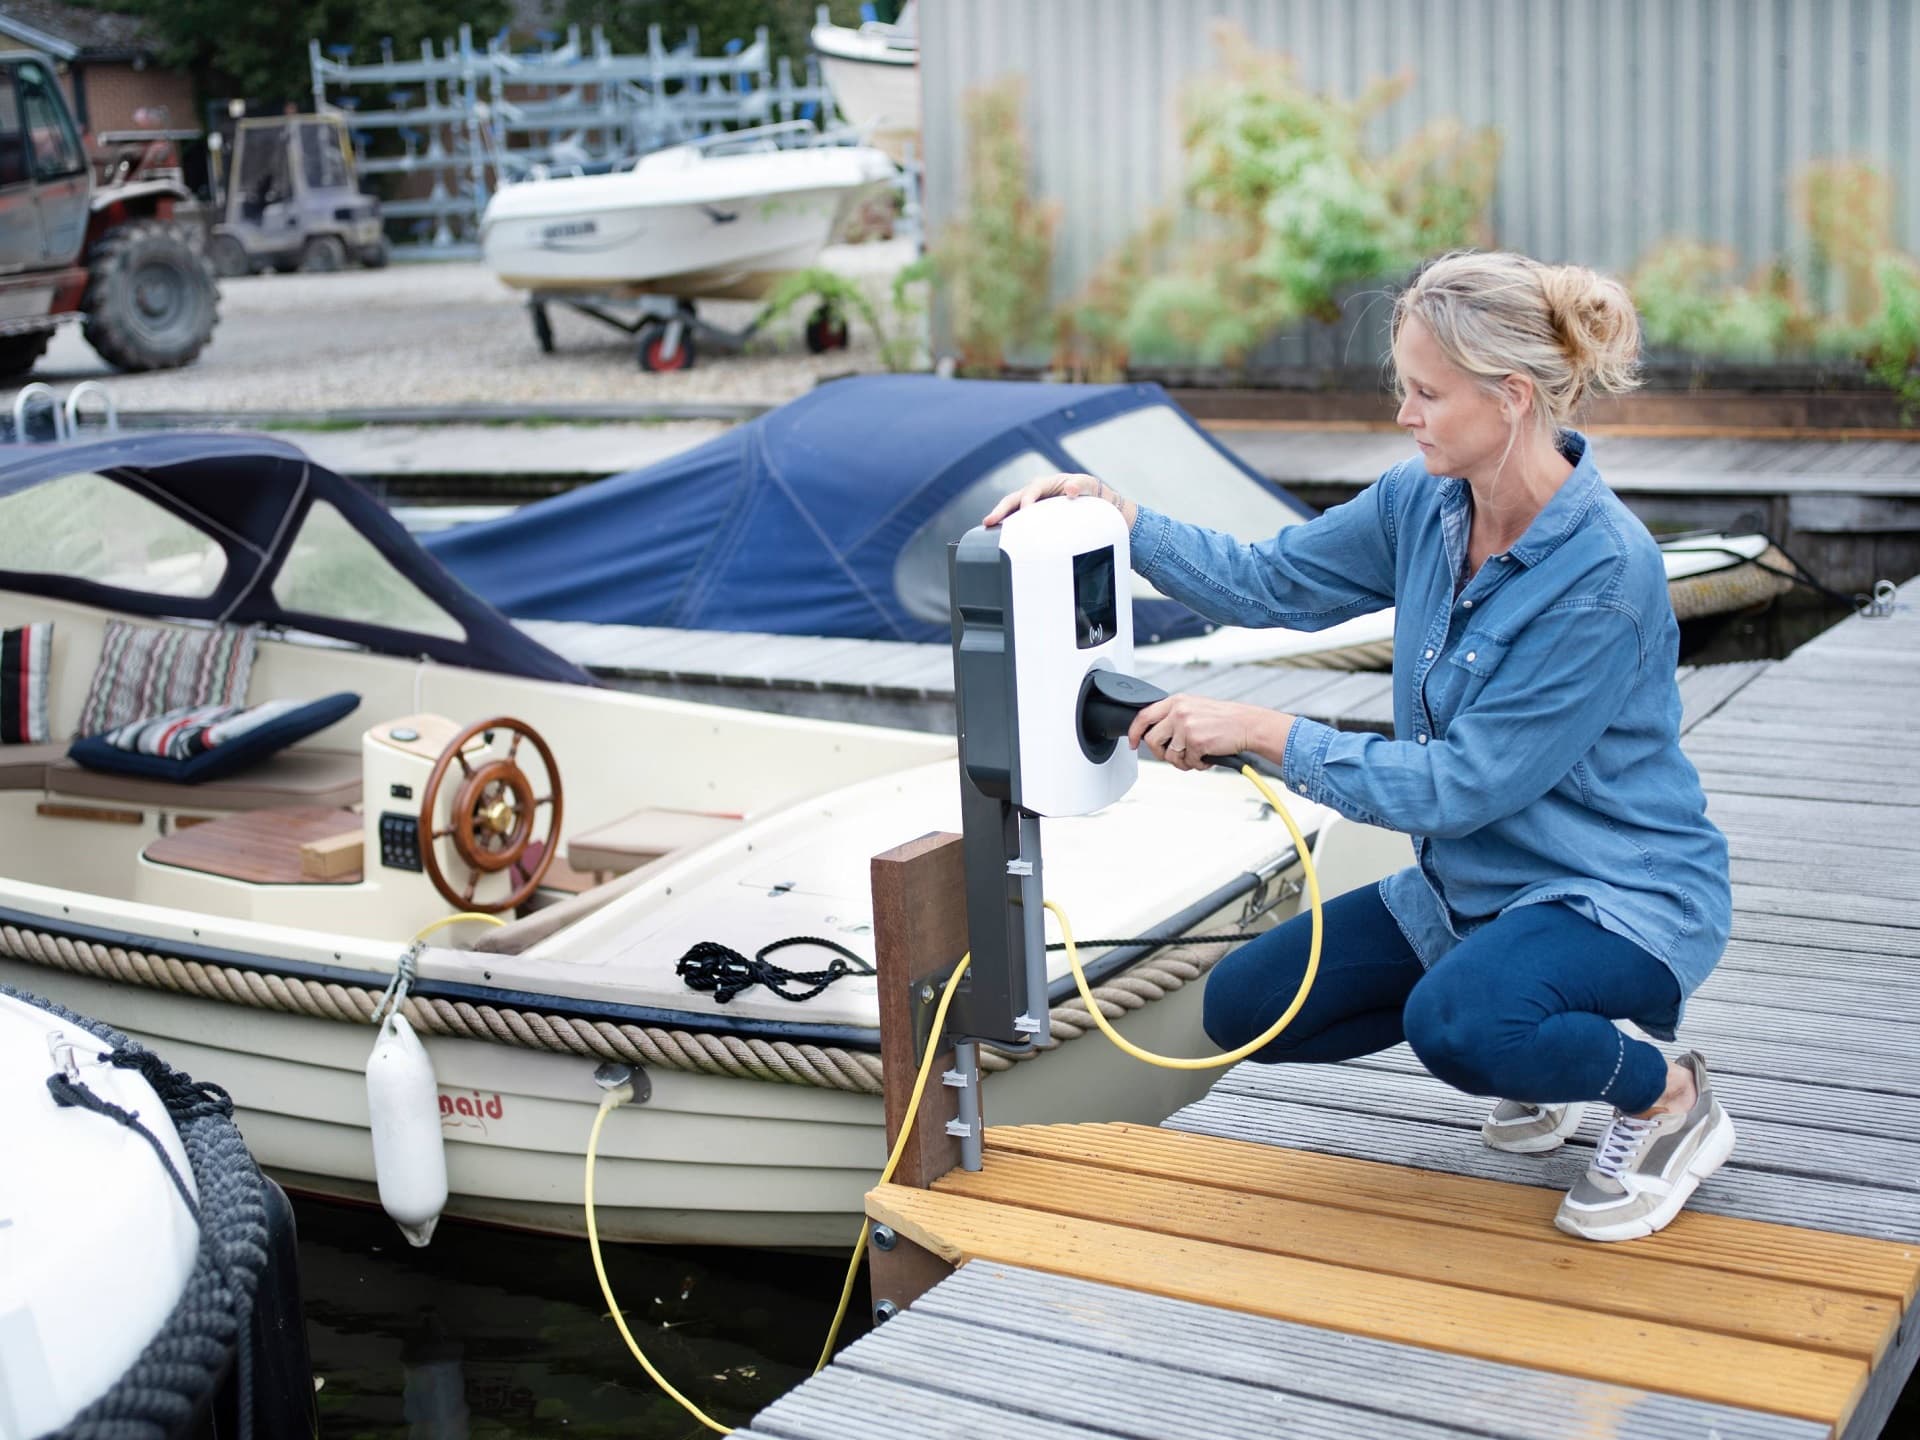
{"left": 983, "top": 472, "right": 1136, "bottom": 530}
{"left": 1128, "top": 695, "right": 1294, "bottom": 773}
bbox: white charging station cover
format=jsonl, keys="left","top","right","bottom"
{"left": 997, "top": 497, "right": 1138, "bottom": 818}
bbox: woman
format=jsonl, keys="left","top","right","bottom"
{"left": 984, "top": 251, "right": 1734, "bottom": 1243}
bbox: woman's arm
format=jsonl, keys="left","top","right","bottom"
{"left": 1283, "top": 602, "right": 1646, "bottom": 836}
{"left": 985, "top": 466, "right": 1402, "bottom": 632}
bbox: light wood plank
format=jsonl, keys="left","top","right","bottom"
{"left": 865, "top": 1184, "right": 1871, "bottom": 1428}
{"left": 932, "top": 1150, "right": 1900, "bottom": 1359}
{"left": 985, "top": 1125, "right": 1920, "bottom": 1305}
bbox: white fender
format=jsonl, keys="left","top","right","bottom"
{"left": 365, "top": 1012, "right": 447, "bottom": 1247}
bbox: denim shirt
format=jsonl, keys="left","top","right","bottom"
{"left": 1128, "top": 430, "right": 1730, "bottom": 1035}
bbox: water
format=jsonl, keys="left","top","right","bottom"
{"left": 298, "top": 1196, "right": 868, "bottom": 1439}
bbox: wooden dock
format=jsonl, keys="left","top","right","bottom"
{"left": 738, "top": 578, "right": 1919, "bottom": 1439}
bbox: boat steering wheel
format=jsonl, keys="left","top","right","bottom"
{"left": 418, "top": 716, "right": 565, "bottom": 914}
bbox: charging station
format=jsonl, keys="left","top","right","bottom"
{"left": 942, "top": 498, "right": 1196, "bottom": 1166}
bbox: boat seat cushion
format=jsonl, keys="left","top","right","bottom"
{"left": 2, "top": 622, "right": 53, "bottom": 744}
{"left": 69, "top": 693, "right": 361, "bottom": 784}
{"left": 75, "top": 619, "right": 258, "bottom": 737}
{"left": 566, "top": 806, "right": 742, "bottom": 876}
{"left": 46, "top": 748, "right": 363, "bottom": 812}
{"left": 0, "top": 741, "right": 67, "bottom": 791}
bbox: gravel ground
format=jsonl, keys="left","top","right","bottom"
{"left": 13, "top": 239, "right": 922, "bottom": 414}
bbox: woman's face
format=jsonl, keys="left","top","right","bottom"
{"left": 1393, "top": 314, "right": 1517, "bottom": 479}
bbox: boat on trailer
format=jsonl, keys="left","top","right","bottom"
{"left": 481, "top": 123, "right": 896, "bottom": 370}
{"left": 0, "top": 432, "right": 1379, "bottom": 1249}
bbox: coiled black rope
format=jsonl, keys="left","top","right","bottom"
{"left": 676, "top": 935, "right": 876, "bottom": 1004}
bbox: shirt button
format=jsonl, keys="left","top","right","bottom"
{"left": 1498, "top": 554, "right": 1510, "bottom": 562}
{"left": 1423, "top": 648, "right": 1434, "bottom": 659}
{"left": 1462, "top": 599, "right": 1474, "bottom": 609}
{"left": 1295, "top": 782, "right": 1308, "bottom": 794}
{"left": 1466, "top": 650, "right": 1477, "bottom": 662}
{"left": 1416, "top": 733, "right": 1429, "bottom": 744}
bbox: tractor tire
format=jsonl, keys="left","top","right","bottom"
{"left": 302, "top": 235, "right": 349, "bottom": 272}
{"left": 206, "top": 233, "right": 250, "bottom": 278}
{"left": 81, "top": 220, "right": 220, "bottom": 373}
{"left": 0, "top": 330, "right": 51, "bottom": 379}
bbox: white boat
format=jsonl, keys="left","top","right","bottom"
{"left": 0, "top": 985, "right": 315, "bottom": 1437}
{"left": 1, "top": 990, "right": 201, "bottom": 1437}
{"left": 480, "top": 131, "right": 897, "bottom": 299}
{"left": 0, "top": 433, "right": 1386, "bottom": 1250}
{"left": 811, "top": 2, "right": 920, "bottom": 162}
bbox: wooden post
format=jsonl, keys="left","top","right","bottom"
{"left": 866, "top": 829, "right": 969, "bottom": 1321}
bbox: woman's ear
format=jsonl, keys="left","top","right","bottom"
{"left": 1500, "top": 372, "right": 1533, "bottom": 421}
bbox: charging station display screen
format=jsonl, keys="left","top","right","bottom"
{"left": 1072, "top": 546, "right": 1118, "bottom": 648}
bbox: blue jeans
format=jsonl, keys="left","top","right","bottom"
{"left": 1202, "top": 884, "right": 1681, "bottom": 1114}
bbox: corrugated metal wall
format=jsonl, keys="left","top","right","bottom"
{"left": 919, "top": 0, "right": 1917, "bottom": 362}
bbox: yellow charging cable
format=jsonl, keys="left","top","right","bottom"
{"left": 410, "top": 911, "right": 507, "bottom": 945}
{"left": 586, "top": 1084, "right": 737, "bottom": 1435}
{"left": 1052, "top": 762, "right": 1322, "bottom": 1069}
{"left": 584, "top": 761, "right": 1324, "bottom": 1425}
{"left": 584, "top": 954, "right": 975, "bottom": 1430}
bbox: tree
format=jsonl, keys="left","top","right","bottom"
{"left": 107, "top": 0, "right": 511, "bottom": 109}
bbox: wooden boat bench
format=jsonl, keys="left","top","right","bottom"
{"left": 40, "top": 750, "right": 363, "bottom": 814}
{"left": 565, "top": 805, "right": 742, "bottom": 881}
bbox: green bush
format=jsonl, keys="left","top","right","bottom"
{"left": 1072, "top": 24, "right": 1499, "bottom": 373}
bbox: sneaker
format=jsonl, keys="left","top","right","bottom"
{"left": 1482, "top": 1099, "right": 1586, "bottom": 1154}
{"left": 1554, "top": 1051, "right": 1736, "bottom": 1243}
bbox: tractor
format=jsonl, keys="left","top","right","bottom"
{"left": 0, "top": 50, "right": 219, "bottom": 378}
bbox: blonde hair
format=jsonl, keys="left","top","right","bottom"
{"left": 1391, "top": 251, "right": 1642, "bottom": 438}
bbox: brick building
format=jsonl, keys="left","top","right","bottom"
{"left": 0, "top": 2, "right": 197, "bottom": 143}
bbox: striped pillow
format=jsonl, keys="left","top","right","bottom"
{"left": 75, "top": 620, "right": 257, "bottom": 738}
{"left": 2, "top": 622, "right": 52, "bottom": 744}
{"left": 100, "top": 698, "right": 310, "bottom": 759}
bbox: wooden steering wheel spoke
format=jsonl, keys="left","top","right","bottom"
{"left": 415, "top": 715, "right": 566, "bottom": 915}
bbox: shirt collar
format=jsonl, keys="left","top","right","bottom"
{"left": 1437, "top": 429, "right": 1601, "bottom": 569}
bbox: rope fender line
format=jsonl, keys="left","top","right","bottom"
{"left": 0, "top": 919, "right": 1250, "bottom": 1092}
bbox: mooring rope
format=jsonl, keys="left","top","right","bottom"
{"left": 0, "top": 921, "right": 1244, "bottom": 1094}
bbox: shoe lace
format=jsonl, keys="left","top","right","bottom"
{"left": 1593, "top": 1111, "right": 1660, "bottom": 1180}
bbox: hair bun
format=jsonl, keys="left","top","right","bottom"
{"left": 1541, "top": 264, "right": 1641, "bottom": 402}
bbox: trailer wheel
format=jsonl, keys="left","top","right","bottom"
{"left": 638, "top": 321, "right": 695, "bottom": 372}
{"left": 530, "top": 302, "right": 554, "bottom": 354}
{"left": 804, "top": 304, "right": 850, "bottom": 354}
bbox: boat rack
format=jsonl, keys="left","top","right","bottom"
{"left": 308, "top": 23, "right": 837, "bottom": 257}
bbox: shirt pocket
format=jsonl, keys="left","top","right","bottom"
{"left": 1430, "top": 632, "right": 1512, "bottom": 730}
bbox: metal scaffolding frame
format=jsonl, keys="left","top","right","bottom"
{"left": 309, "top": 23, "right": 838, "bottom": 255}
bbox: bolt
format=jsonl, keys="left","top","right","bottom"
{"left": 871, "top": 1225, "right": 896, "bottom": 1251}
{"left": 872, "top": 1299, "right": 899, "bottom": 1325}
{"left": 919, "top": 982, "right": 935, "bottom": 1003}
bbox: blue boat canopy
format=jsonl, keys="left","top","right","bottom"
{"left": 424, "top": 377, "right": 1318, "bottom": 644}
{"left": 0, "top": 432, "right": 592, "bottom": 684}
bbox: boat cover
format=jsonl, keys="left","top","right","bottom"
{"left": 0, "top": 432, "right": 592, "bottom": 684}
{"left": 424, "top": 377, "right": 1316, "bottom": 643}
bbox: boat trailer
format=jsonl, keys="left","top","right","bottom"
{"left": 525, "top": 292, "right": 851, "bottom": 372}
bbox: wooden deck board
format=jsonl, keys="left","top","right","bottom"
{"left": 933, "top": 1149, "right": 1900, "bottom": 1358}
{"left": 865, "top": 1183, "right": 1872, "bottom": 1427}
